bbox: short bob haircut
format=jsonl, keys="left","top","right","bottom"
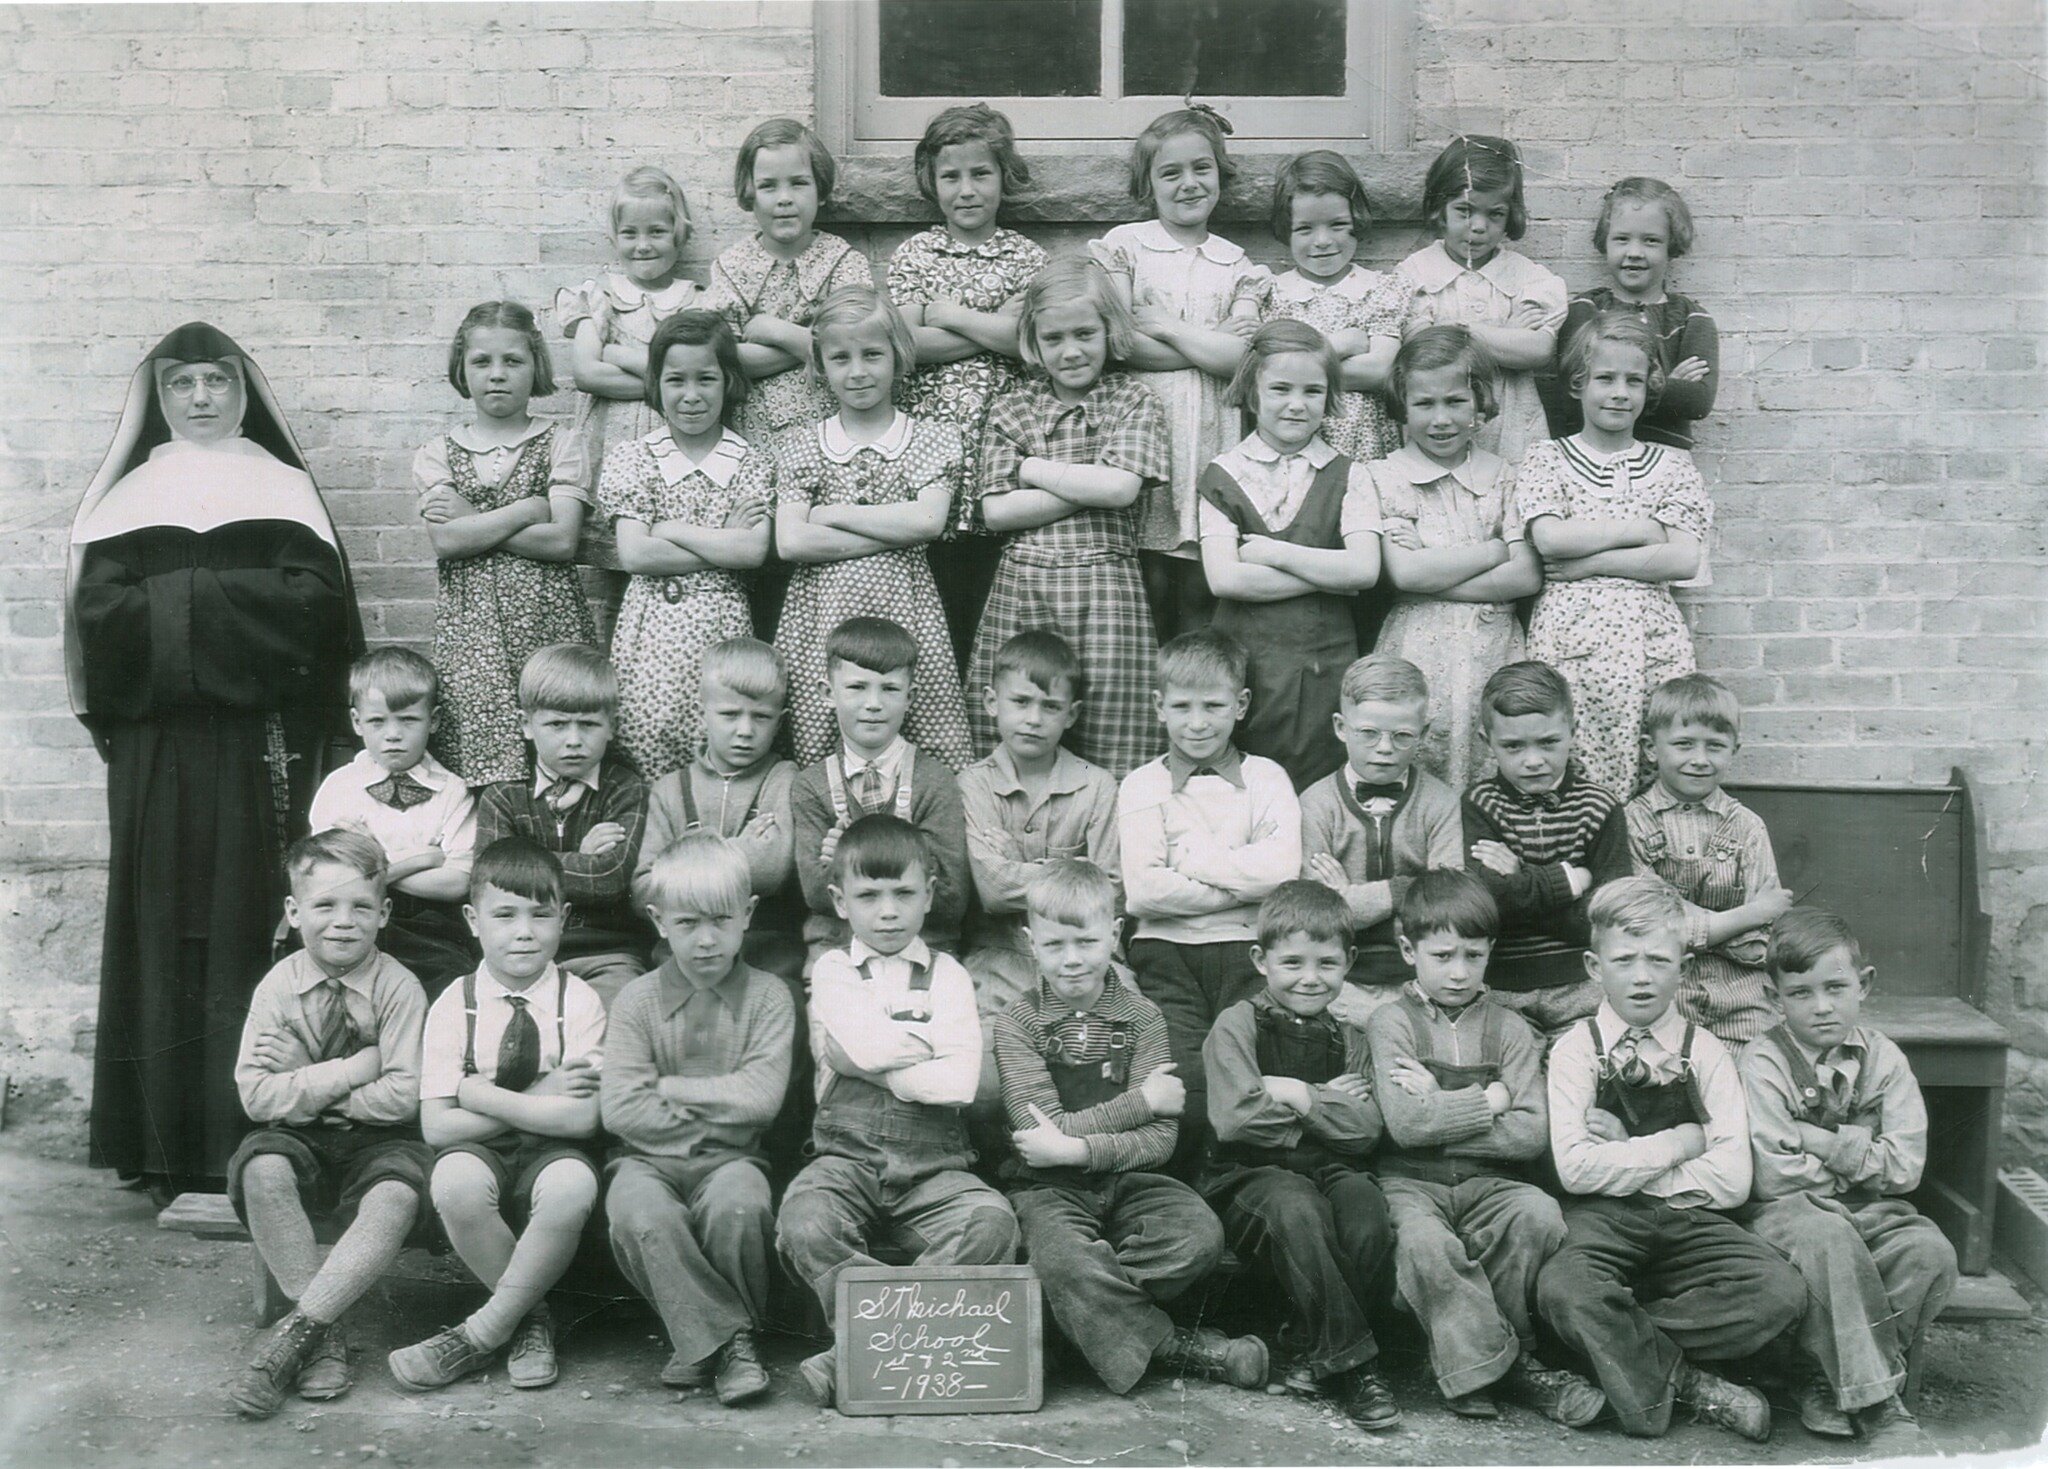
{"left": 286, "top": 827, "right": 389, "bottom": 890}
{"left": 733, "top": 117, "right": 836, "bottom": 209}
{"left": 1016, "top": 257, "right": 1137, "bottom": 375}
{"left": 1387, "top": 324, "right": 1500, "bottom": 426}
{"left": 1594, "top": 176, "right": 1694, "bottom": 259}
{"left": 1766, "top": 906, "right": 1869, "bottom": 982}
{"left": 1269, "top": 148, "right": 1372, "bottom": 241}
{"left": 348, "top": 645, "right": 440, "bottom": 713}
{"left": 469, "top": 834, "right": 566, "bottom": 907}
{"left": 1128, "top": 106, "right": 1236, "bottom": 206}
{"left": 1558, "top": 309, "right": 1667, "bottom": 399}
{"left": 1642, "top": 672, "right": 1741, "bottom": 741}
{"left": 448, "top": 300, "right": 554, "bottom": 400}
{"left": 699, "top": 636, "right": 789, "bottom": 706}
{"left": 1586, "top": 874, "right": 1686, "bottom": 944}
{"left": 990, "top": 628, "right": 1085, "bottom": 704}
{"left": 1396, "top": 868, "right": 1500, "bottom": 944}
{"left": 642, "top": 309, "right": 748, "bottom": 423}
{"left": 611, "top": 163, "right": 693, "bottom": 238}
{"left": 1339, "top": 653, "right": 1430, "bottom": 712}
{"left": 832, "top": 813, "right": 931, "bottom": 886}
{"left": 1024, "top": 858, "right": 1118, "bottom": 932}
{"left": 1480, "top": 660, "right": 1573, "bottom": 728}
{"left": 518, "top": 643, "right": 619, "bottom": 717}
{"left": 807, "top": 285, "right": 917, "bottom": 385}
{"left": 1155, "top": 628, "right": 1248, "bottom": 695}
{"left": 1420, "top": 134, "right": 1528, "bottom": 242}
{"left": 1225, "top": 319, "right": 1342, "bottom": 411}
{"left": 826, "top": 615, "right": 920, "bottom": 678}
{"left": 1257, "top": 878, "right": 1352, "bottom": 951}
{"left": 640, "top": 830, "right": 753, "bottom": 917}
{"left": 914, "top": 103, "right": 1032, "bottom": 212}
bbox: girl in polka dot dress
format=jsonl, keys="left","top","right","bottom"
{"left": 771, "top": 287, "right": 974, "bottom": 767}
{"left": 416, "top": 301, "right": 597, "bottom": 786}
{"left": 598, "top": 311, "right": 771, "bottom": 781}
{"left": 1520, "top": 312, "right": 1713, "bottom": 797}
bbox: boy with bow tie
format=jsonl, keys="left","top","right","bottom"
{"left": 309, "top": 648, "right": 479, "bottom": 995}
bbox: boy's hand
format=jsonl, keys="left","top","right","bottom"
{"left": 1484, "top": 1081, "right": 1512, "bottom": 1116}
{"left": 1751, "top": 885, "right": 1796, "bottom": 925}
{"left": 818, "top": 826, "right": 844, "bottom": 868}
{"left": 1013, "top": 1105, "right": 1089, "bottom": 1168}
{"left": 1470, "top": 840, "right": 1521, "bottom": 876}
{"left": 1139, "top": 1062, "right": 1186, "bottom": 1118}
{"left": 739, "top": 808, "right": 779, "bottom": 839}
{"left": 1387, "top": 1057, "right": 1438, "bottom": 1096}
{"left": 1261, "top": 1076, "right": 1316, "bottom": 1115}
{"left": 1585, "top": 1107, "right": 1631, "bottom": 1143}
{"left": 1326, "top": 1072, "right": 1373, "bottom": 1100}
{"left": 1793, "top": 1121, "right": 1839, "bottom": 1157}
{"left": 531, "top": 1059, "right": 601, "bottom": 1099}
{"left": 249, "top": 1030, "right": 309, "bottom": 1073}
{"left": 1672, "top": 1121, "right": 1708, "bottom": 1159}
{"left": 1323, "top": 981, "right": 1374, "bottom": 1031}
{"left": 1668, "top": 355, "right": 1711, "bottom": 383}
{"left": 416, "top": 844, "right": 446, "bottom": 870}
{"left": 580, "top": 821, "right": 628, "bottom": 856}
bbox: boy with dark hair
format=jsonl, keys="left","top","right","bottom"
{"left": 475, "top": 643, "right": 651, "bottom": 1008}
{"left": 1463, "top": 660, "right": 1630, "bottom": 1034}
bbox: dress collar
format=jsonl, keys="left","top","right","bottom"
{"left": 1232, "top": 431, "right": 1337, "bottom": 470}
{"left": 726, "top": 231, "right": 855, "bottom": 305}
{"left": 644, "top": 426, "right": 750, "bottom": 489}
{"left": 449, "top": 418, "right": 552, "bottom": 455}
{"left": 1127, "top": 218, "right": 1246, "bottom": 266}
{"left": 602, "top": 272, "right": 701, "bottom": 314}
{"left": 1165, "top": 745, "right": 1246, "bottom": 791}
{"left": 818, "top": 411, "right": 915, "bottom": 463}
{"left": 1034, "top": 374, "right": 1123, "bottom": 430}
{"left": 1272, "top": 267, "right": 1374, "bottom": 303}
{"left": 923, "top": 225, "right": 1024, "bottom": 260}
{"left": 1382, "top": 442, "right": 1500, "bottom": 493}
{"left": 1405, "top": 242, "right": 1538, "bottom": 295}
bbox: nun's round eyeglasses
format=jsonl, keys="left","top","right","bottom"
{"left": 163, "top": 369, "right": 236, "bottom": 397}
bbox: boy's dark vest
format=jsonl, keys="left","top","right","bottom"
{"left": 1759, "top": 1022, "right": 1886, "bottom": 1204}
{"left": 1008, "top": 1012, "right": 1135, "bottom": 1188}
{"left": 1212, "top": 1004, "right": 1363, "bottom": 1173}
{"left": 1587, "top": 1018, "right": 1709, "bottom": 1137}
{"left": 809, "top": 952, "right": 973, "bottom": 1188}
{"left": 1336, "top": 775, "right": 1418, "bottom": 982}
{"left": 1376, "top": 991, "right": 1517, "bottom": 1186}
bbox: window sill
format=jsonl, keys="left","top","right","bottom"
{"left": 822, "top": 149, "right": 1436, "bottom": 228}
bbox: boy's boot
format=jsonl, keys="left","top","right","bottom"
{"left": 507, "top": 1302, "right": 558, "bottom": 1389}
{"left": 1797, "top": 1379, "right": 1854, "bottom": 1438}
{"left": 799, "top": 1347, "right": 837, "bottom": 1407}
{"left": 296, "top": 1320, "right": 353, "bottom": 1401}
{"left": 1676, "top": 1360, "right": 1772, "bottom": 1442}
{"left": 229, "top": 1309, "right": 327, "bottom": 1419}
{"left": 1858, "top": 1394, "right": 1932, "bottom": 1457}
{"left": 1340, "top": 1364, "right": 1403, "bottom": 1431}
{"left": 1446, "top": 1385, "right": 1499, "bottom": 1419}
{"left": 714, "top": 1328, "right": 770, "bottom": 1406}
{"left": 1154, "top": 1326, "right": 1270, "bottom": 1389}
{"left": 1501, "top": 1354, "right": 1607, "bottom": 1428}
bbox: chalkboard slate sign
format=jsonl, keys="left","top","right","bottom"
{"left": 834, "top": 1264, "right": 1043, "bottom": 1415}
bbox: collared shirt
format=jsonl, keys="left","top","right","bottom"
{"left": 808, "top": 937, "right": 981, "bottom": 1107}
{"left": 419, "top": 961, "right": 607, "bottom": 1101}
{"left": 598, "top": 957, "right": 795, "bottom": 1162}
{"left": 1203, "top": 992, "right": 1381, "bottom": 1156}
{"left": 1165, "top": 744, "right": 1246, "bottom": 792}
{"left": 1625, "top": 782, "right": 1780, "bottom": 956}
{"left": 1365, "top": 988, "right": 1548, "bottom": 1163}
{"left": 1740, "top": 1024, "right": 1926, "bottom": 1202}
{"left": 1120, "top": 750, "right": 1300, "bottom": 944}
{"left": 1399, "top": 242, "right": 1569, "bottom": 331}
{"left": 534, "top": 760, "right": 599, "bottom": 811}
{"left": 1197, "top": 432, "right": 1381, "bottom": 543}
{"left": 1548, "top": 1002, "right": 1751, "bottom": 1210}
{"left": 309, "top": 749, "right": 477, "bottom": 888}
{"left": 979, "top": 373, "right": 1170, "bottom": 564}
{"left": 235, "top": 948, "right": 428, "bottom": 1128}
{"left": 960, "top": 746, "right": 1121, "bottom": 942}
{"left": 413, "top": 418, "right": 590, "bottom": 502}
{"left": 992, "top": 972, "right": 1176, "bottom": 1174}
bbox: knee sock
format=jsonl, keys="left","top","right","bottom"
{"left": 297, "top": 1182, "right": 418, "bottom": 1326}
{"left": 243, "top": 1156, "right": 320, "bottom": 1303}
{"left": 462, "top": 1162, "right": 596, "bottom": 1350}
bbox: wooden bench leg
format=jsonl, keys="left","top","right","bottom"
{"left": 252, "top": 1245, "right": 289, "bottom": 1326}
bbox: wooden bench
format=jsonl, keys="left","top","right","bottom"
{"left": 1732, "top": 768, "right": 2009, "bottom": 1276}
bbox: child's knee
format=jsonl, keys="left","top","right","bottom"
{"left": 528, "top": 1160, "right": 599, "bottom": 1224}
{"left": 776, "top": 1188, "right": 854, "bottom": 1260}
{"left": 1503, "top": 1190, "right": 1568, "bottom": 1254}
{"left": 241, "top": 1150, "right": 301, "bottom": 1200}
{"left": 430, "top": 1152, "right": 501, "bottom": 1222}
{"left": 955, "top": 1199, "right": 1020, "bottom": 1265}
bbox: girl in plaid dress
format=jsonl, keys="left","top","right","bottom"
{"left": 888, "top": 105, "right": 1049, "bottom": 671}
{"left": 772, "top": 287, "right": 974, "bottom": 767}
{"left": 967, "top": 259, "right": 1169, "bottom": 778}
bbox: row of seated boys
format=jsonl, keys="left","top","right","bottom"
{"left": 229, "top": 816, "right": 1948, "bottom": 1455}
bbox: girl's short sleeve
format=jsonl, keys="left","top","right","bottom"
{"left": 825, "top": 243, "right": 878, "bottom": 297}
{"left": 977, "top": 396, "right": 1029, "bottom": 501}
{"left": 1007, "top": 236, "right": 1052, "bottom": 298}
{"left": 1099, "top": 385, "right": 1172, "bottom": 484}
{"left": 1369, "top": 465, "right": 1418, "bottom": 528}
{"left": 1339, "top": 460, "right": 1383, "bottom": 541}
{"left": 1651, "top": 454, "right": 1713, "bottom": 542}
{"left": 1230, "top": 268, "right": 1274, "bottom": 317}
{"left": 1512, "top": 441, "right": 1573, "bottom": 523}
{"left": 412, "top": 437, "right": 453, "bottom": 497}
{"left": 545, "top": 424, "right": 592, "bottom": 504}
{"left": 597, "top": 441, "right": 657, "bottom": 524}
{"left": 772, "top": 428, "right": 823, "bottom": 509}
{"left": 907, "top": 420, "right": 964, "bottom": 495}
{"left": 1518, "top": 260, "right": 1571, "bottom": 329}
{"left": 1086, "top": 233, "right": 1135, "bottom": 283}
{"left": 1362, "top": 271, "right": 1411, "bottom": 338}
{"left": 733, "top": 443, "right": 775, "bottom": 505}
{"left": 704, "top": 258, "right": 747, "bottom": 331}
{"left": 554, "top": 280, "right": 601, "bottom": 338}
{"left": 885, "top": 236, "right": 934, "bottom": 308}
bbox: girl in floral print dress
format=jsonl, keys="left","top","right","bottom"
{"left": 1236, "top": 151, "right": 1408, "bottom": 463}
{"left": 887, "top": 104, "right": 1049, "bottom": 671}
{"left": 599, "top": 311, "right": 771, "bottom": 781}
{"left": 706, "top": 118, "right": 874, "bottom": 637}
{"left": 771, "top": 288, "right": 974, "bottom": 767}
{"left": 1520, "top": 312, "right": 1713, "bottom": 798}
{"left": 416, "top": 302, "right": 597, "bottom": 786}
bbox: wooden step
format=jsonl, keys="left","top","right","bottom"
{"left": 1941, "top": 1268, "right": 2031, "bottom": 1321}
{"left": 156, "top": 1192, "right": 246, "bottom": 1240}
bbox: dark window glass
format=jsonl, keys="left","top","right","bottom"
{"left": 1123, "top": 0, "right": 1346, "bottom": 96}
{"left": 878, "top": 0, "right": 1102, "bottom": 98}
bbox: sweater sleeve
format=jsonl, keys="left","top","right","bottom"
{"left": 1204, "top": 1005, "right": 1305, "bottom": 1151}
{"left": 789, "top": 766, "right": 836, "bottom": 917}
{"left": 1656, "top": 301, "right": 1719, "bottom": 423}
{"left": 1366, "top": 1004, "right": 1494, "bottom": 1149}
{"left": 1454, "top": 1010, "right": 1548, "bottom": 1162}
{"left": 1463, "top": 793, "right": 1576, "bottom": 926}
{"left": 915, "top": 762, "right": 972, "bottom": 936}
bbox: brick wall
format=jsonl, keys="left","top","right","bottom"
{"left": 2, "top": 2, "right": 2043, "bottom": 1160}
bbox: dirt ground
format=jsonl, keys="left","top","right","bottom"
{"left": 2, "top": 1146, "right": 2043, "bottom": 1469}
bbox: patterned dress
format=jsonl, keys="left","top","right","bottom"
{"left": 1239, "top": 267, "right": 1408, "bottom": 461}
{"left": 553, "top": 273, "right": 706, "bottom": 471}
{"left": 1366, "top": 443, "right": 1527, "bottom": 790}
{"left": 417, "top": 421, "right": 598, "bottom": 786}
{"left": 598, "top": 427, "right": 767, "bottom": 780}
{"left": 966, "top": 374, "right": 1170, "bottom": 777}
{"left": 772, "top": 413, "right": 975, "bottom": 767}
{"left": 705, "top": 232, "right": 875, "bottom": 446}
{"left": 1088, "top": 219, "right": 1264, "bottom": 554}
{"left": 1398, "top": 243, "right": 1569, "bottom": 468}
{"left": 1518, "top": 436, "right": 1713, "bottom": 798}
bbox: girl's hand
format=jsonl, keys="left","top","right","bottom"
{"left": 1388, "top": 1057, "right": 1438, "bottom": 1095}
{"left": 1382, "top": 522, "right": 1424, "bottom": 551}
{"left": 1238, "top": 535, "right": 1285, "bottom": 567}
{"left": 1507, "top": 299, "right": 1552, "bottom": 330}
{"left": 1668, "top": 356, "right": 1711, "bottom": 383}
{"left": 1220, "top": 313, "right": 1261, "bottom": 341}
{"left": 1326, "top": 327, "right": 1376, "bottom": 356}
{"left": 580, "top": 821, "right": 627, "bottom": 857}
{"left": 1470, "top": 840, "right": 1521, "bottom": 876}
{"left": 723, "top": 496, "right": 771, "bottom": 530}
{"left": 1132, "top": 289, "right": 1178, "bottom": 338}
{"left": 1306, "top": 853, "right": 1350, "bottom": 891}
{"left": 925, "top": 297, "right": 963, "bottom": 330}
{"left": 419, "top": 487, "right": 478, "bottom": 525}
{"left": 601, "top": 343, "right": 647, "bottom": 376}
{"left": 1543, "top": 556, "right": 1595, "bottom": 582}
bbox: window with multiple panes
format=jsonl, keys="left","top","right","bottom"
{"left": 817, "top": 0, "right": 1410, "bottom": 151}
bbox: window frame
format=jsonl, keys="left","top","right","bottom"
{"left": 815, "top": 0, "right": 1412, "bottom": 154}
